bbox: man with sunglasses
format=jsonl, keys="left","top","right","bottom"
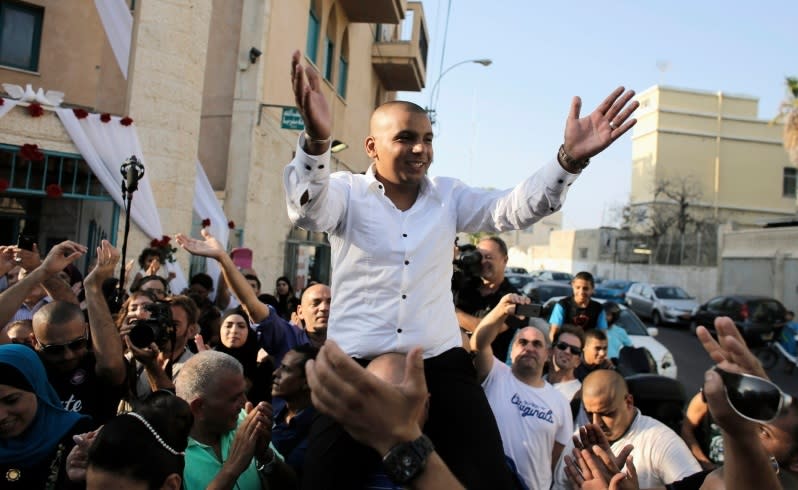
{"left": 545, "top": 325, "right": 585, "bottom": 402}
{"left": 472, "top": 293, "right": 574, "bottom": 490}
{"left": 31, "top": 240, "right": 128, "bottom": 426}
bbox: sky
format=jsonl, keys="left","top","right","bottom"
{"left": 399, "top": 1, "right": 795, "bottom": 230}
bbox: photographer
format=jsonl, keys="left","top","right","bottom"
{"left": 127, "top": 295, "right": 198, "bottom": 399}
{"left": 455, "top": 236, "right": 525, "bottom": 360}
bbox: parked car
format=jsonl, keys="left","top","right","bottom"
{"left": 505, "top": 273, "right": 536, "bottom": 291}
{"left": 625, "top": 283, "right": 699, "bottom": 326}
{"left": 593, "top": 279, "right": 635, "bottom": 301}
{"left": 529, "top": 270, "right": 573, "bottom": 283}
{"left": 506, "top": 266, "right": 528, "bottom": 275}
{"left": 542, "top": 297, "right": 677, "bottom": 378}
{"left": 522, "top": 281, "right": 573, "bottom": 304}
{"left": 690, "top": 295, "right": 787, "bottom": 347}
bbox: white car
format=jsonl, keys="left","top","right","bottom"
{"left": 542, "top": 297, "right": 677, "bottom": 379}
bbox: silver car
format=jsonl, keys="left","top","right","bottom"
{"left": 625, "top": 283, "right": 699, "bottom": 326}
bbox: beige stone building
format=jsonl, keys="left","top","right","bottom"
{"left": 0, "top": 0, "right": 428, "bottom": 291}
{"left": 629, "top": 85, "right": 796, "bottom": 227}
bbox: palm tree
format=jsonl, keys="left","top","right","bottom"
{"left": 775, "top": 77, "right": 798, "bottom": 164}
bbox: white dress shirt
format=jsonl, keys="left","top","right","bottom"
{"left": 284, "top": 135, "right": 579, "bottom": 359}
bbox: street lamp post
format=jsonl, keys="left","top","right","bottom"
{"left": 426, "top": 58, "right": 492, "bottom": 125}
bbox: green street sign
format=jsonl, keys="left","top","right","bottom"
{"left": 280, "top": 107, "right": 305, "bottom": 130}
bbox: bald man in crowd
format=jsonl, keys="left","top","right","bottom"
{"left": 553, "top": 369, "right": 700, "bottom": 489}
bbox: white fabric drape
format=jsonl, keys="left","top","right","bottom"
{"left": 194, "top": 160, "right": 229, "bottom": 298}
{"left": 93, "top": 0, "right": 133, "bottom": 79}
{"left": 54, "top": 109, "right": 187, "bottom": 293}
{"left": 0, "top": 99, "right": 19, "bottom": 118}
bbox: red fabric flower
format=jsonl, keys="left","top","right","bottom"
{"left": 73, "top": 108, "right": 89, "bottom": 119}
{"left": 0, "top": 98, "right": 5, "bottom": 106}
{"left": 150, "top": 238, "right": 160, "bottom": 248}
{"left": 0, "top": 179, "right": 9, "bottom": 192}
{"left": 227, "top": 220, "right": 235, "bottom": 229}
{"left": 45, "top": 184, "right": 63, "bottom": 198}
{"left": 160, "top": 235, "right": 171, "bottom": 244}
{"left": 201, "top": 218, "right": 211, "bottom": 228}
{"left": 19, "top": 144, "right": 45, "bottom": 162}
{"left": 27, "top": 103, "right": 44, "bottom": 118}
{"left": 120, "top": 116, "right": 133, "bottom": 126}
{"left": 100, "top": 113, "right": 111, "bottom": 123}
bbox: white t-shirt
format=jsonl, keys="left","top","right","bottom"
{"left": 483, "top": 359, "right": 573, "bottom": 490}
{"left": 553, "top": 409, "right": 701, "bottom": 489}
{"left": 545, "top": 376, "right": 581, "bottom": 402}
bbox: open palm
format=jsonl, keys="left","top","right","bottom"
{"left": 175, "top": 229, "right": 224, "bottom": 259}
{"left": 564, "top": 87, "right": 639, "bottom": 161}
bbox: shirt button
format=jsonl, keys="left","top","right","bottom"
{"left": 557, "top": 179, "right": 563, "bottom": 184}
{"left": 305, "top": 164, "right": 312, "bottom": 171}
{"left": 401, "top": 294, "right": 407, "bottom": 299}
{"left": 402, "top": 233, "right": 407, "bottom": 237}
{"left": 378, "top": 184, "right": 383, "bottom": 189}
{"left": 404, "top": 260, "right": 410, "bottom": 265}
{"left": 397, "top": 328, "right": 403, "bottom": 333}
{"left": 318, "top": 164, "right": 324, "bottom": 169}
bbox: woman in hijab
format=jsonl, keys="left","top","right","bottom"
{"left": 199, "top": 308, "right": 272, "bottom": 404}
{"left": 0, "top": 343, "right": 92, "bottom": 489}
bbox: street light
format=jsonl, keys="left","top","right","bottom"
{"left": 426, "top": 58, "right": 492, "bottom": 125}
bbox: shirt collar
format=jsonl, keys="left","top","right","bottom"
{"left": 364, "top": 163, "right": 443, "bottom": 203}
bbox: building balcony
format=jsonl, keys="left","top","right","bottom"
{"left": 338, "top": 0, "right": 406, "bottom": 24}
{"left": 371, "top": 2, "right": 428, "bottom": 92}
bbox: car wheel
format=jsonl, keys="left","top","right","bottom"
{"left": 652, "top": 310, "right": 662, "bottom": 326}
{"left": 756, "top": 346, "right": 779, "bottom": 370}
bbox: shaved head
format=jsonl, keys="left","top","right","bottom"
{"left": 369, "top": 100, "right": 428, "bottom": 132}
{"left": 582, "top": 369, "right": 628, "bottom": 401}
{"left": 32, "top": 301, "right": 83, "bottom": 333}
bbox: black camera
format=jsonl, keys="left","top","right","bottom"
{"left": 128, "top": 302, "right": 175, "bottom": 349}
{"left": 452, "top": 242, "right": 483, "bottom": 295}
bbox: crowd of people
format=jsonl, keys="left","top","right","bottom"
{"left": 0, "top": 49, "right": 795, "bottom": 490}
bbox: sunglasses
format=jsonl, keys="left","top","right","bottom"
{"left": 555, "top": 342, "right": 582, "bottom": 356}
{"left": 713, "top": 367, "right": 792, "bottom": 423}
{"left": 39, "top": 333, "right": 89, "bottom": 356}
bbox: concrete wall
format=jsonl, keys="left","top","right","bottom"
{"left": 720, "top": 227, "right": 798, "bottom": 312}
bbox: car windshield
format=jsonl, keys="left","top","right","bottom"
{"left": 603, "top": 281, "right": 630, "bottom": 290}
{"left": 552, "top": 272, "right": 573, "bottom": 281}
{"left": 614, "top": 310, "right": 649, "bottom": 336}
{"left": 654, "top": 287, "right": 691, "bottom": 299}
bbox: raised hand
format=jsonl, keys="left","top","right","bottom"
{"left": 291, "top": 50, "right": 331, "bottom": 141}
{"left": 305, "top": 340, "right": 428, "bottom": 456}
{"left": 15, "top": 243, "right": 42, "bottom": 272}
{"left": 40, "top": 240, "right": 87, "bottom": 275}
{"left": 564, "top": 87, "right": 639, "bottom": 162}
{"left": 145, "top": 256, "right": 162, "bottom": 276}
{"left": 175, "top": 229, "right": 225, "bottom": 260}
{"left": 573, "top": 424, "right": 633, "bottom": 472}
{"left": 85, "top": 240, "right": 120, "bottom": 286}
{"left": 697, "top": 317, "right": 767, "bottom": 379}
{"left": 194, "top": 333, "right": 210, "bottom": 352}
{"left": 65, "top": 429, "right": 101, "bottom": 482}
{"left": 0, "top": 246, "right": 17, "bottom": 276}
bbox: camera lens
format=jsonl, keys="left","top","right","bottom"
{"left": 128, "top": 321, "right": 155, "bottom": 349}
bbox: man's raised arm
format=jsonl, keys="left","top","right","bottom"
{"left": 176, "top": 230, "right": 268, "bottom": 322}
{"left": 0, "top": 241, "right": 85, "bottom": 327}
{"left": 83, "top": 240, "right": 127, "bottom": 385}
{"left": 470, "top": 293, "right": 529, "bottom": 382}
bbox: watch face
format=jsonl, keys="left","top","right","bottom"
{"left": 383, "top": 435, "right": 434, "bottom": 484}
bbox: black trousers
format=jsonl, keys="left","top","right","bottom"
{"left": 300, "top": 347, "right": 516, "bottom": 490}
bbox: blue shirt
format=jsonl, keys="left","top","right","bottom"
{"left": 606, "top": 325, "right": 633, "bottom": 359}
{"left": 271, "top": 405, "right": 317, "bottom": 475}
{"left": 549, "top": 303, "right": 608, "bottom": 330}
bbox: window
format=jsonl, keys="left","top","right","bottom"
{"left": 578, "top": 247, "right": 588, "bottom": 259}
{"left": 0, "top": 1, "right": 44, "bottom": 71}
{"left": 305, "top": 1, "right": 320, "bottom": 64}
{"left": 337, "top": 30, "right": 348, "bottom": 98}
{"left": 323, "top": 36, "right": 333, "bottom": 81}
{"left": 784, "top": 167, "right": 797, "bottom": 198}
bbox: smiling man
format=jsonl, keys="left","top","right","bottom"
{"left": 285, "top": 48, "right": 639, "bottom": 490}
{"left": 553, "top": 369, "right": 700, "bottom": 489}
{"left": 548, "top": 271, "right": 607, "bottom": 342}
